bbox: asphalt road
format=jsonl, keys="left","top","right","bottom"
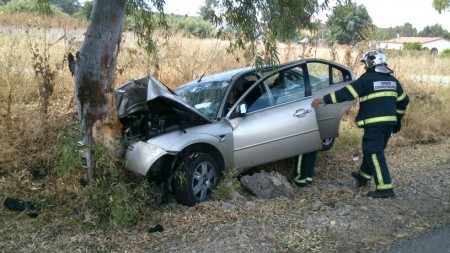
{"left": 377, "top": 224, "right": 450, "bottom": 253}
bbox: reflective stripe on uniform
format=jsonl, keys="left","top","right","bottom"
{"left": 396, "top": 109, "right": 406, "bottom": 114}
{"left": 377, "top": 183, "right": 393, "bottom": 190}
{"left": 372, "top": 153, "right": 394, "bottom": 190}
{"left": 294, "top": 177, "right": 307, "bottom": 183}
{"left": 372, "top": 154, "right": 384, "bottom": 185}
{"left": 359, "top": 91, "right": 397, "bottom": 102}
{"left": 397, "top": 92, "right": 407, "bottom": 101}
{"left": 296, "top": 154, "right": 303, "bottom": 176}
{"left": 356, "top": 116, "right": 397, "bottom": 126}
{"left": 330, "top": 92, "right": 337, "bottom": 104}
{"left": 346, "top": 85, "right": 359, "bottom": 98}
{"left": 359, "top": 171, "right": 371, "bottom": 179}
{"left": 306, "top": 177, "right": 313, "bottom": 182}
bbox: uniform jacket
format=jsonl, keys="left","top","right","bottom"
{"left": 323, "top": 68, "right": 409, "bottom": 127}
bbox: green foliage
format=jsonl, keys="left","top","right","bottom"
{"left": 87, "top": 144, "right": 139, "bottom": 229}
{"left": 0, "top": 0, "right": 62, "bottom": 15}
{"left": 72, "top": 0, "right": 92, "bottom": 20}
{"left": 53, "top": 126, "right": 83, "bottom": 178}
{"left": 418, "top": 24, "right": 450, "bottom": 38}
{"left": 212, "top": 168, "right": 244, "bottom": 201}
{"left": 89, "top": 181, "right": 139, "bottom": 229}
{"left": 167, "top": 14, "right": 214, "bottom": 38}
{"left": 54, "top": 133, "right": 139, "bottom": 228}
{"left": 379, "top": 23, "right": 418, "bottom": 39}
{"left": 433, "top": 0, "right": 450, "bottom": 13}
{"left": 200, "top": 0, "right": 337, "bottom": 66}
{"left": 403, "top": 42, "right": 422, "bottom": 51}
{"left": 326, "top": 2, "right": 373, "bottom": 45}
{"left": 124, "top": 0, "right": 167, "bottom": 54}
{"left": 48, "top": 0, "right": 79, "bottom": 15}
{"left": 441, "top": 48, "right": 450, "bottom": 57}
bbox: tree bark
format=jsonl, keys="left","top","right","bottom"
{"left": 74, "top": 0, "right": 127, "bottom": 181}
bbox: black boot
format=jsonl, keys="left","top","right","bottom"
{"left": 293, "top": 178, "right": 308, "bottom": 187}
{"left": 351, "top": 171, "right": 368, "bottom": 187}
{"left": 367, "top": 189, "right": 395, "bottom": 198}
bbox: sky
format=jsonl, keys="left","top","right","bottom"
{"left": 164, "top": 0, "right": 450, "bottom": 32}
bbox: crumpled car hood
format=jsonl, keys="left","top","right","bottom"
{"left": 115, "top": 75, "right": 212, "bottom": 124}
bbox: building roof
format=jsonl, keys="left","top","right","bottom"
{"left": 381, "top": 37, "right": 449, "bottom": 44}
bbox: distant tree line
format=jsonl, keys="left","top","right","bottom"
{"left": 1, "top": 0, "right": 449, "bottom": 45}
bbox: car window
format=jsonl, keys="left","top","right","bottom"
{"left": 245, "top": 82, "right": 273, "bottom": 113}
{"left": 306, "top": 62, "right": 330, "bottom": 90}
{"left": 332, "top": 66, "right": 353, "bottom": 84}
{"left": 226, "top": 74, "right": 258, "bottom": 111}
{"left": 267, "top": 68, "right": 306, "bottom": 105}
{"left": 307, "top": 62, "right": 353, "bottom": 90}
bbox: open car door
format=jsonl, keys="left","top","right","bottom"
{"left": 227, "top": 63, "right": 323, "bottom": 170}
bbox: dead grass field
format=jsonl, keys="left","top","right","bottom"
{"left": 1, "top": 14, "right": 450, "bottom": 252}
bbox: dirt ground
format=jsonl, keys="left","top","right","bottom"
{"left": 1, "top": 137, "right": 449, "bottom": 252}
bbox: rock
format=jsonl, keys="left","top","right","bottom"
{"left": 313, "top": 200, "right": 323, "bottom": 211}
{"left": 240, "top": 171, "right": 294, "bottom": 199}
{"left": 245, "top": 201, "right": 257, "bottom": 209}
{"left": 230, "top": 191, "right": 246, "bottom": 202}
{"left": 222, "top": 203, "right": 237, "bottom": 211}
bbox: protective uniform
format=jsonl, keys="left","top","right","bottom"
{"left": 293, "top": 151, "right": 317, "bottom": 187}
{"left": 323, "top": 49, "right": 409, "bottom": 198}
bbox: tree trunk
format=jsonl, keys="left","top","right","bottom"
{"left": 74, "top": 0, "right": 127, "bottom": 181}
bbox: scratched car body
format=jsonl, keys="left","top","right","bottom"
{"left": 116, "top": 59, "right": 356, "bottom": 206}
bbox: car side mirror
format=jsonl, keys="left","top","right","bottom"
{"left": 238, "top": 103, "right": 247, "bottom": 114}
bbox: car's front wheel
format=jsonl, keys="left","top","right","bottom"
{"left": 174, "top": 152, "right": 219, "bottom": 207}
{"left": 321, "top": 137, "right": 335, "bottom": 151}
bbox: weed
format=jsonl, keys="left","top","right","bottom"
{"left": 86, "top": 144, "right": 139, "bottom": 228}
{"left": 212, "top": 168, "right": 244, "bottom": 201}
{"left": 53, "top": 126, "right": 84, "bottom": 179}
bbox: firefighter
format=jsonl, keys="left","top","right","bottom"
{"left": 311, "top": 49, "right": 409, "bottom": 198}
{"left": 293, "top": 151, "right": 317, "bottom": 187}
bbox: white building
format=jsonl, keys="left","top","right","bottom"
{"left": 378, "top": 37, "right": 450, "bottom": 54}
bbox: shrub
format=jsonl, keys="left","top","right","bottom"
{"left": 403, "top": 42, "right": 422, "bottom": 51}
{"left": 441, "top": 48, "right": 450, "bottom": 57}
{"left": 0, "top": 0, "right": 63, "bottom": 15}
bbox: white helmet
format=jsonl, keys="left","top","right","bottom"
{"left": 360, "top": 49, "right": 387, "bottom": 68}
{"left": 360, "top": 49, "right": 392, "bottom": 73}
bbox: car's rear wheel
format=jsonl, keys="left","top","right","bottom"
{"left": 321, "top": 137, "right": 335, "bottom": 151}
{"left": 174, "top": 152, "right": 219, "bottom": 207}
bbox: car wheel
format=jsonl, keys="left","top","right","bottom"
{"left": 174, "top": 152, "right": 219, "bottom": 207}
{"left": 321, "top": 137, "right": 335, "bottom": 151}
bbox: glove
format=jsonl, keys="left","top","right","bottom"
{"left": 393, "top": 114, "right": 403, "bottom": 134}
{"left": 393, "top": 121, "right": 401, "bottom": 133}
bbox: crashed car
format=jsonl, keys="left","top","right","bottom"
{"left": 116, "top": 59, "right": 356, "bottom": 206}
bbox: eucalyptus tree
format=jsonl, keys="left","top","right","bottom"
{"left": 433, "top": 0, "right": 450, "bottom": 13}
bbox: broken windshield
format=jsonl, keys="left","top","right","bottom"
{"left": 175, "top": 81, "right": 230, "bottom": 120}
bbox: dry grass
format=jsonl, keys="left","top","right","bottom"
{"left": 0, "top": 13, "right": 450, "bottom": 252}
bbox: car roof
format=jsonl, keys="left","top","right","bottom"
{"left": 183, "top": 66, "right": 255, "bottom": 85}
{"left": 178, "top": 58, "right": 355, "bottom": 88}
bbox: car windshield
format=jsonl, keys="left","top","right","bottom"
{"left": 175, "top": 81, "right": 230, "bottom": 120}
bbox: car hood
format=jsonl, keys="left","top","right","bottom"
{"left": 115, "top": 76, "right": 212, "bottom": 124}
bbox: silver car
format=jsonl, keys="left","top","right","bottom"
{"left": 116, "top": 59, "right": 356, "bottom": 206}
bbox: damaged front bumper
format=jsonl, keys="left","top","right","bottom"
{"left": 125, "top": 141, "right": 168, "bottom": 176}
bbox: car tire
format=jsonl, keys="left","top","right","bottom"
{"left": 321, "top": 137, "right": 335, "bottom": 151}
{"left": 174, "top": 152, "right": 219, "bottom": 207}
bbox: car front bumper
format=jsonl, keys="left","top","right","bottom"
{"left": 125, "top": 141, "right": 168, "bottom": 176}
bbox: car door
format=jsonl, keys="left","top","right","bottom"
{"left": 226, "top": 63, "right": 323, "bottom": 170}
{"left": 306, "top": 60, "right": 356, "bottom": 139}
